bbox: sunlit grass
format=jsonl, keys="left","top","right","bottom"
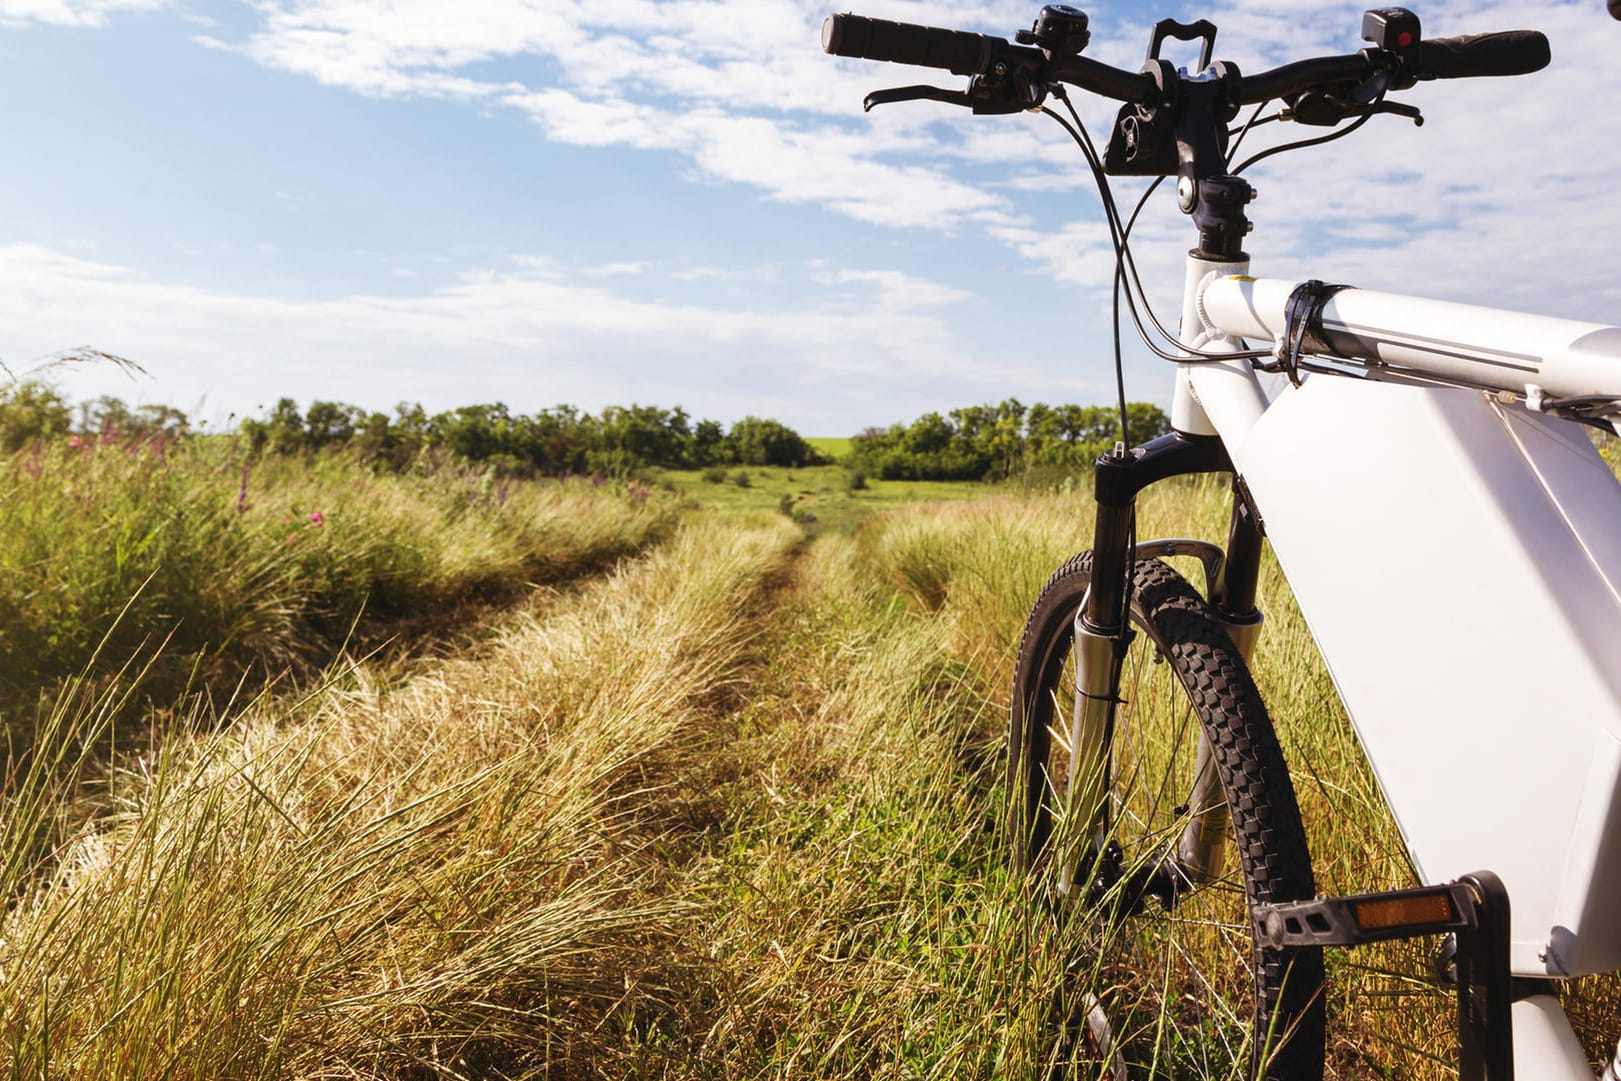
{"left": 651, "top": 462, "right": 991, "bottom": 531}
{"left": 0, "top": 477, "right": 1614, "bottom": 1077}
{"left": 0, "top": 435, "right": 677, "bottom": 743}
{"left": 0, "top": 514, "right": 799, "bottom": 1077}
{"left": 803, "top": 436, "right": 853, "bottom": 461}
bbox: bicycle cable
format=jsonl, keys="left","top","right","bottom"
{"left": 1042, "top": 90, "right": 1273, "bottom": 365}
{"left": 1113, "top": 177, "right": 1166, "bottom": 440}
{"left": 1226, "top": 102, "right": 1278, "bottom": 167}
{"left": 1043, "top": 83, "right": 1417, "bottom": 382}
{"left": 1231, "top": 88, "right": 1388, "bottom": 175}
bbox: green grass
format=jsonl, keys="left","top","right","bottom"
{"left": 804, "top": 436, "right": 852, "bottom": 461}
{"left": 652, "top": 462, "right": 989, "bottom": 531}
{"left": 0, "top": 514, "right": 803, "bottom": 1078}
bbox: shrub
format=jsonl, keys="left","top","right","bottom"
{"left": 847, "top": 400, "right": 1170, "bottom": 482}
{"left": 731, "top": 470, "right": 751, "bottom": 488}
{"left": 701, "top": 465, "right": 729, "bottom": 484}
{"left": 724, "top": 416, "right": 823, "bottom": 467}
{"left": 0, "top": 382, "right": 72, "bottom": 451}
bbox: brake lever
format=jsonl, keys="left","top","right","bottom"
{"left": 1371, "top": 100, "right": 1424, "bottom": 125}
{"left": 864, "top": 67, "right": 1048, "bottom": 115}
{"left": 1284, "top": 90, "right": 1423, "bottom": 127}
{"left": 1284, "top": 66, "right": 1421, "bottom": 127}
{"left": 863, "top": 85, "right": 972, "bottom": 112}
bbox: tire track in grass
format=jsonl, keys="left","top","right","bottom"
{"left": 0, "top": 513, "right": 801, "bottom": 1080}
{"left": 606, "top": 524, "right": 1102, "bottom": 1079}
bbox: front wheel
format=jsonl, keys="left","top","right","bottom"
{"left": 1008, "top": 552, "right": 1325, "bottom": 1080}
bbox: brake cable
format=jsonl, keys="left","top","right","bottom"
{"left": 1042, "top": 88, "right": 1273, "bottom": 365}
{"left": 1225, "top": 102, "right": 1279, "bottom": 167}
{"left": 1231, "top": 94, "right": 1388, "bottom": 175}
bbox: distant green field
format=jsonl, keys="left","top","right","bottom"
{"left": 650, "top": 463, "right": 989, "bottom": 531}
{"left": 805, "top": 436, "right": 851, "bottom": 461}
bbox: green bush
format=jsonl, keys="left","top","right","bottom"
{"left": 724, "top": 416, "right": 825, "bottom": 468}
{"left": 0, "top": 382, "right": 72, "bottom": 451}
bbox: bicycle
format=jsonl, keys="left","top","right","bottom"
{"left": 824, "top": 6, "right": 1621, "bottom": 1079}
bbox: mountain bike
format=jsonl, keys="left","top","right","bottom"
{"left": 824, "top": 6, "right": 1621, "bottom": 1079}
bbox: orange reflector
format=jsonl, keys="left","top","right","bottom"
{"left": 1354, "top": 892, "right": 1454, "bottom": 930}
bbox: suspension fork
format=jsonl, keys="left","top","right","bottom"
{"left": 1066, "top": 432, "right": 1262, "bottom": 891}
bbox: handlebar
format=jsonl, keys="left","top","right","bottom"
{"left": 1418, "top": 31, "right": 1550, "bottom": 79}
{"left": 820, "top": 14, "right": 1002, "bottom": 77}
{"left": 823, "top": 14, "right": 1155, "bottom": 101}
{"left": 821, "top": 12, "right": 1550, "bottom": 104}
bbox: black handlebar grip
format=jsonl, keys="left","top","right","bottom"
{"left": 821, "top": 14, "right": 996, "bottom": 76}
{"left": 1419, "top": 31, "right": 1550, "bottom": 79}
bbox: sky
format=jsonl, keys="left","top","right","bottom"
{"left": 0, "top": 0, "right": 1616, "bottom": 435}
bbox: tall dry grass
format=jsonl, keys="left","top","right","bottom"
{"left": 1, "top": 482, "right": 1614, "bottom": 1077}
{"left": 0, "top": 435, "right": 677, "bottom": 741}
{"left": 640, "top": 486, "right": 1615, "bottom": 1077}
{"left": 0, "top": 514, "right": 798, "bottom": 1078}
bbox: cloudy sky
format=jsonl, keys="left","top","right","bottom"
{"left": 0, "top": 0, "right": 1616, "bottom": 433}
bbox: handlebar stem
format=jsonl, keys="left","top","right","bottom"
{"left": 1189, "top": 176, "right": 1253, "bottom": 260}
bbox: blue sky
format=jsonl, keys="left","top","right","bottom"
{"left": 0, "top": 0, "right": 1616, "bottom": 434}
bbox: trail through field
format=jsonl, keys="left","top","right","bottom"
{"left": 3, "top": 495, "right": 1616, "bottom": 1079}
{"left": 0, "top": 496, "right": 1121, "bottom": 1079}
{"left": 0, "top": 513, "right": 818, "bottom": 1078}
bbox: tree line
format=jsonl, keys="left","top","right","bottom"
{"left": 848, "top": 399, "right": 1169, "bottom": 482}
{"left": 0, "top": 383, "right": 1169, "bottom": 480}
{"left": 0, "top": 386, "right": 824, "bottom": 473}
{"left": 237, "top": 399, "right": 828, "bottom": 474}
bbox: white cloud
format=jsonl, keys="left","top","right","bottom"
{"left": 0, "top": 243, "right": 1037, "bottom": 431}
{"left": 193, "top": 0, "right": 1621, "bottom": 327}
{"left": 811, "top": 266, "right": 974, "bottom": 308}
{"left": 583, "top": 260, "right": 654, "bottom": 277}
{"left": 198, "top": 0, "right": 1037, "bottom": 232}
{"left": 0, "top": 0, "right": 165, "bottom": 28}
{"left": 14, "top": 0, "right": 1621, "bottom": 413}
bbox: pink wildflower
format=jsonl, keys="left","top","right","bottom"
{"left": 67, "top": 434, "right": 82, "bottom": 448}
{"left": 309, "top": 510, "right": 324, "bottom": 526}
{"left": 287, "top": 533, "right": 300, "bottom": 545}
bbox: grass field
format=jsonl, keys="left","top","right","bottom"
{"left": 804, "top": 435, "right": 852, "bottom": 461}
{"left": 0, "top": 449, "right": 1615, "bottom": 1078}
{"left": 0, "top": 436, "right": 679, "bottom": 749}
{"left": 650, "top": 461, "right": 989, "bottom": 531}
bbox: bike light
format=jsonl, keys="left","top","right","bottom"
{"left": 1362, "top": 7, "right": 1423, "bottom": 67}
{"left": 1353, "top": 889, "right": 1455, "bottom": 930}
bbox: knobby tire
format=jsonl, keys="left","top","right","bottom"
{"left": 1008, "top": 552, "right": 1326, "bottom": 1080}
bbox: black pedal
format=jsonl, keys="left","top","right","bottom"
{"left": 1253, "top": 871, "right": 1513, "bottom": 1081}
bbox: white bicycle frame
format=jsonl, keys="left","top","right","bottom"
{"left": 1170, "top": 252, "right": 1621, "bottom": 1079}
